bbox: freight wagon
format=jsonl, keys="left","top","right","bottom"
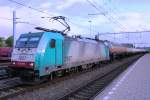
{"left": 104, "top": 41, "right": 146, "bottom": 59}
{"left": 0, "top": 47, "right": 12, "bottom": 61}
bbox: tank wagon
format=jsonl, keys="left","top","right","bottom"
{"left": 104, "top": 41, "right": 146, "bottom": 59}
{"left": 0, "top": 47, "right": 12, "bottom": 61}
{"left": 8, "top": 32, "right": 110, "bottom": 81}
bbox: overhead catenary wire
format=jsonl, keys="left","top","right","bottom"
{"left": 4, "top": 0, "right": 150, "bottom": 34}
{"left": 98, "top": 31, "right": 150, "bottom": 35}
{"left": 0, "top": 16, "right": 37, "bottom": 26}
{"left": 92, "top": 0, "right": 128, "bottom": 30}
{"left": 104, "top": 2, "right": 146, "bottom": 32}
{"left": 0, "top": 15, "right": 41, "bottom": 28}
{"left": 7, "top": 0, "right": 100, "bottom": 34}
{"left": 8, "top": 0, "right": 54, "bottom": 16}
{"left": 98, "top": 1, "right": 130, "bottom": 31}
{"left": 86, "top": 0, "right": 128, "bottom": 32}
{"left": 0, "top": 17, "right": 12, "bottom": 21}
{"left": 8, "top": 0, "right": 147, "bottom": 41}
{"left": 2, "top": 0, "right": 149, "bottom": 47}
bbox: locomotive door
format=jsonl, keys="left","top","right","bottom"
{"left": 50, "top": 39, "right": 56, "bottom": 66}
{"left": 50, "top": 39, "right": 63, "bottom": 66}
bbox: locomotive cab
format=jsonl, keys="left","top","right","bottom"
{"left": 8, "top": 32, "right": 64, "bottom": 81}
{"left": 8, "top": 32, "right": 43, "bottom": 80}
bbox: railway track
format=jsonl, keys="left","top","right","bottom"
{"left": 0, "top": 77, "right": 23, "bottom": 99}
{"left": 0, "top": 67, "right": 9, "bottom": 80}
{"left": 0, "top": 61, "right": 10, "bottom": 80}
{"left": 0, "top": 62, "right": 10, "bottom": 66}
{"left": 0, "top": 55, "right": 142, "bottom": 100}
{"left": 59, "top": 57, "right": 140, "bottom": 100}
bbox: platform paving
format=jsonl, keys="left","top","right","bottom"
{"left": 94, "top": 53, "right": 150, "bottom": 100}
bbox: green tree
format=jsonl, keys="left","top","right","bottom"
{"left": 6, "top": 36, "right": 13, "bottom": 47}
{"left": 0, "top": 37, "right": 3, "bottom": 47}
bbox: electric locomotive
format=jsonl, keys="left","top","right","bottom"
{"left": 8, "top": 31, "right": 110, "bottom": 82}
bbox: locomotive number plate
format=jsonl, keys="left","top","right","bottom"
{"left": 19, "top": 55, "right": 26, "bottom": 60}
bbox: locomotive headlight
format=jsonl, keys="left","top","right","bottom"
{"left": 12, "top": 62, "right": 15, "bottom": 65}
{"left": 29, "top": 62, "right": 34, "bottom": 67}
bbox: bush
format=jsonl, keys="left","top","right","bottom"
{"left": 6, "top": 36, "right": 13, "bottom": 47}
{"left": 0, "top": 37, "right": 3, "bottom": 47}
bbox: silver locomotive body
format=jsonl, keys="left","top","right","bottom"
{"left": 62, "top": 37, "right": 110, "bottom": 68}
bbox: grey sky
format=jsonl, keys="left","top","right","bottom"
{"left": 0, "top": 0, "right": 150, "bottom": 47}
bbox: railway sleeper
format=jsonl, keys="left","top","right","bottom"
{"left": 71, "top": 94, "right": 91, "bottom": 100}
{"left": 86, "top": 86, "right": 102, "bottom": 91}
{"left": 67, "top": 96, "right": 87, "bottom": 100}
{"left": 75, "top": 91, "right": 96, "bottom": 97}
{"left": 88, "top": 84, "right": 104, "bottom": 88}
{"left": 84, "top": 86, "right": 100, "bottom": 91}
{"left": 82, "top": 88, "right": 100, "bottom": 93}
{"left": 80, "top": 88, "right": 98, "bottom": 94}
{"left": 92, "top": 83, "right": 105, "bottom": 87}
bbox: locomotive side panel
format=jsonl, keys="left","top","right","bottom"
{"left": 63, "top": 38, "right": 108, "bottom": 68}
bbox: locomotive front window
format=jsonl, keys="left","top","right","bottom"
{"left": 15, "top": 38, "right": 28, "bottom": 48}
{"left": 26, "top": 37, "right": 40, "bottom": 48}
{"left": 19, "top": 38, "right": 28, "bottom": 42}
{"left": 16, "top": 36, "right": 41, "bottom": 48}
{"left": 29, "top": 37, "right": 40, "bottom": 41}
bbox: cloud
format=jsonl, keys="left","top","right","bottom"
{"left": 40, "top": 2, "right": 52, "bottom": 8}
{"left": 112, "top": 12, "right": 150, "bottom": 32}
{"left": 0, "top": 0, "right": 108, "bottom": 39}
{"left": 0, "top": 0, "right": 150, "bottom": 47}
{"left": 0, "top": 6, "right": 13, "bottom": 20}
{"left": 0, "top": 6, "right": 13, "bottom": 38}
{"left": 56, "top": 0, "right": 86, "bottom": 10}
{"left": 55, "top": 0, "right": 105, "bottom": 10}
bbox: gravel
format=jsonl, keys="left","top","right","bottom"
{"left": 7, "top": 55, "right": 141, "bottom": 100}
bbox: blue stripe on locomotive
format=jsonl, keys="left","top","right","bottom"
{"left": 35, "top": 32, "right": 64, "bottom": 76}
{"left": 103, "top": 44, "right": 110, "bottom": 60}
{"left": 101, "top": 44, "right": 110, "bottom": 60}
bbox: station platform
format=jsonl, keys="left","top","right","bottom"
{"left": 94, "top": 53, "right": 150, "bottom": 100}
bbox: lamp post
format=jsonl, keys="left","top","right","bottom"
{"left": 12, "top": 10, "right": 32, "bottom": 48}
{"left": 13, "top": 10, "right": 16, "bottom": 48}
{"left": 88, "top": 20, "right": 92, "bottom": 35}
